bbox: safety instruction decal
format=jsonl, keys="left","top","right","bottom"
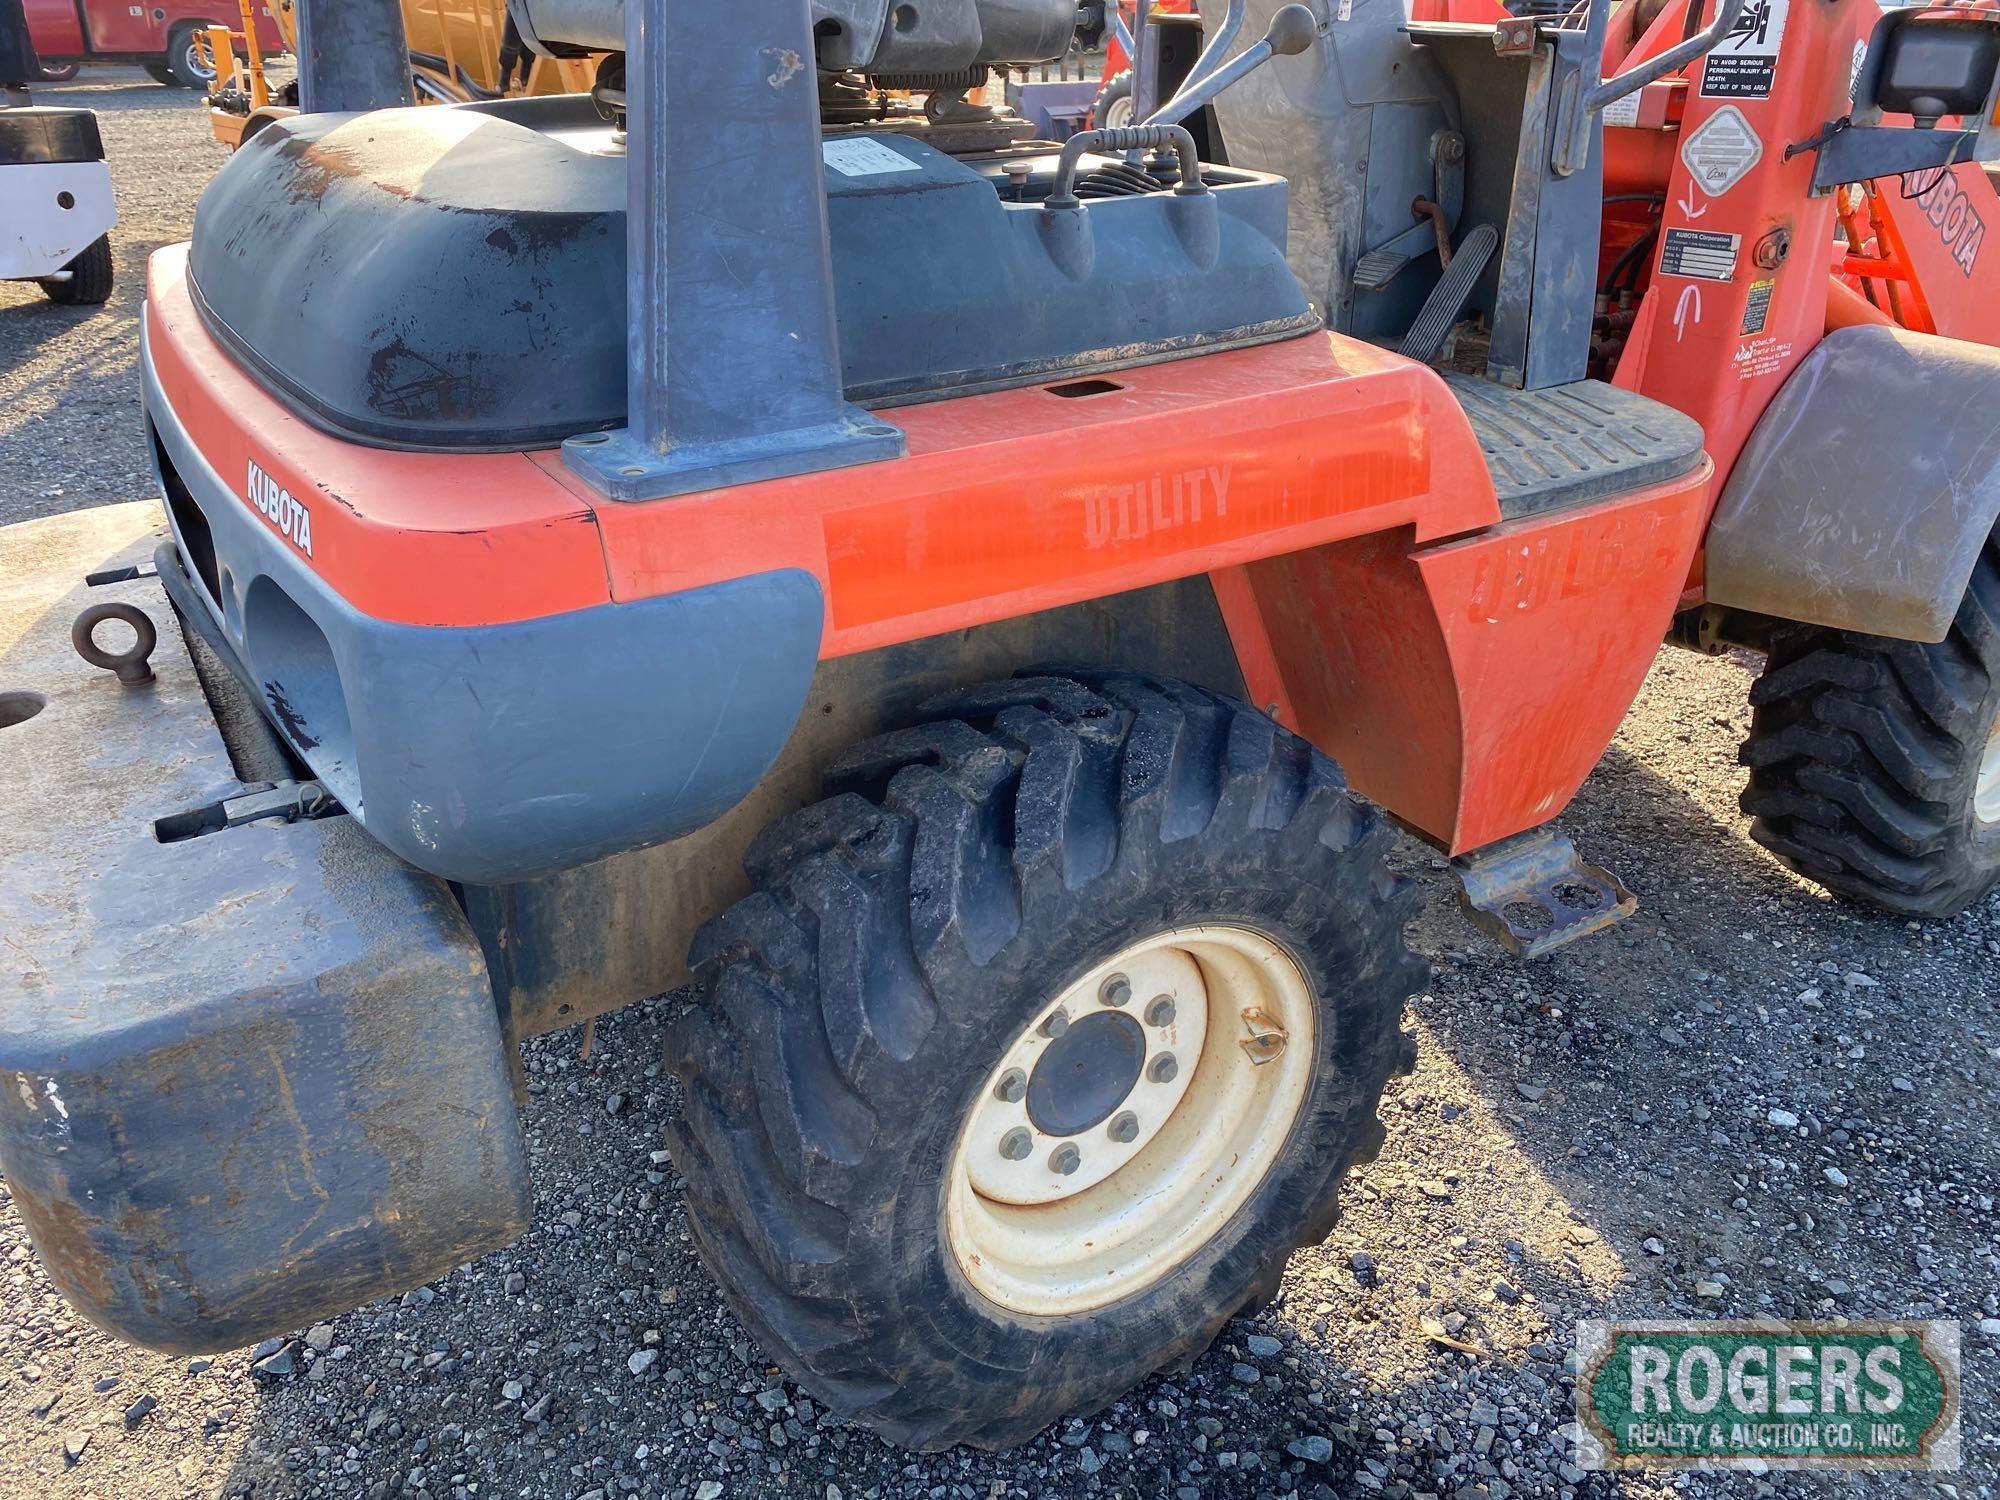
{"left": 1680, "top": 105, "right": 1763, "bottom": 197}
{"left": 1701, "top": 0, "right": 1789, "bottom": 99}
{"left": 1660, "top": 228, "right": 1740, "bottom": 282}
{"left": 1740, "top": 278, "right": 1775, "bottom": 334}
{"left": 1602, "top": 92, "right": 1642, "bottom": 128}
{"left": 822, "top": 138, "right": 922, "bottom": 177}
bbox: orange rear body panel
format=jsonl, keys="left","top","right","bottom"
{"left": 578, "top": 335, "right": 1500, "bottom": 657}
{"left": 1220, "top": 473, "right": 1711, "bottom": 852}
{"left": 152, "top": 245, "right": 1502, "bottom": 645}
{"left": 149, "top": 242, "right": 1712, "bottom": 856}
{"left": 148, "top": 249, "right": 611, "bottom": 629}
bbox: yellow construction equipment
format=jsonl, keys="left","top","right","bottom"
{"left": 198, "top": 0, "right": 597, "bottom": 148}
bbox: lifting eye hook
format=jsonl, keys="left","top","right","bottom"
{"left": 72, "top": 601, "right": 158, "bottom": 686}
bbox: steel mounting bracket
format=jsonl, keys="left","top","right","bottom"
{"left": 1449, "top": 826, "right": 1636, "bottom": 959}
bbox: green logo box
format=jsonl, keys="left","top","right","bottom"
{"left": 1574, "top": 1321, "right": 1961, "bottom": 1472}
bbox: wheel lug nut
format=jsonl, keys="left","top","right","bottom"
{"left": 1145, "top": 995, "right": 1176, "bottom": 1028}
{"left": 1148, "top": 1052, "right": 1179, "bottom": 1084}
{"left": 1040, "top": 1007, "right": 1071, "bottom": 1038}
{"left": 999, "top": 1127, "right": 1033, "bottom": 1161}
{"left": 1099, "top": 973, "right": 1132, "bottom": 1007}
{"left": 1049, "top": 1142, "right": 1081, "bottom": 1175}
{"left": 1108, "top": 1110, "right": 1139, "bottom": 1144}
{"left": 994, "top": 1068, "right": 1027, "bottom": 1104}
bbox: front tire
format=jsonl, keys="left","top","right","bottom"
{"left": 1740, "top": 527, "right": 2000, "bottom": 917}
{"left": 668, "top": 671, "right": 1424, "bottom": 1450}
{"left": 42, "top": 235, "right": 113, "bottom": 306}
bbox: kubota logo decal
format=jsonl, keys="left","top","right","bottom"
{"left": 1900, "top": 169, "right": 1986, "bottom": 279}
{"left": 246, "top": 458, "right": 314, "bottom": 559}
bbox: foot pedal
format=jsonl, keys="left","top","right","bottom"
{"left": 1354, "top": 247, "right": 1411, "bottom": 291}
{"left": 1397, "top": 222, "right": 1499, "bottom": 366}
{"left": 1449, "top": 826, "right": 1635, "bottom": 959}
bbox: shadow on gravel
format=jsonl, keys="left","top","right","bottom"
{"left": 1405, "top": 733, "right": 1995, "bottom": 1337}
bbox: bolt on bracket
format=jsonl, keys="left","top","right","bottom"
{"left": 1239, "top": 1007, "right": 1289, "bottom": 1065}
{"left": 1449, "top": 825, "right": 1635, "bottom": 960}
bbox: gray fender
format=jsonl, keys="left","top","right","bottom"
{"left": 1705, "top": 325, "right": 2000, "bottom": 643}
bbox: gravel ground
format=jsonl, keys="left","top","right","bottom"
{"left": 3, "top": 72, "right": 1999, "bottom": 1500}
{"left": 0, "top": 68, "right": 232, "bottom": 525}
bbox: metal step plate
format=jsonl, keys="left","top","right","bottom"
{"left": 1450, "top": 826, "right": 1637, "bottom": 959}
{"left": 1442, "top": 373, "right": 1707, "bottom": 521}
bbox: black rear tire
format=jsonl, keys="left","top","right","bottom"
{"left": 42, "top": 235, "right": 114, "bottom": 306}
{"left": 668, "top": 670, "right": 1424, "bottom": 1451}
{"left": 144, "top": 61, "right": 179, "bottom": 85}
{"left": 40, "top": 61, "right": 81, "bottom": 82}
{"left": 1090, "top": 68, "right": 1134, "bottom": 129}
{"left": 1740, "top": 528, "right": 2000, "bottom": 917}
{"left": 164, "top": 24, "right": 217, "bottom": 89}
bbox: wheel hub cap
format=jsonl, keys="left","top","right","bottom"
{"left": 946, "top": 925, "right": 1318, "bottom": 1316}
{"left": 1025, "top": 1011, "right": 1146, "bottom": 1136}
{"left": 964, "top": 942, "right": 1207, "bottom": 1206}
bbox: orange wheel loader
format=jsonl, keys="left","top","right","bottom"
{"left": 3, "top": 0, "right": 1998, "bottom": 1454}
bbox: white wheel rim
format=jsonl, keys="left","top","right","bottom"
{"left": 1103, "top": 95, "right": 1136, "bottom": 129}
{"left": 944, "top": 925, "right": 1317, "bottom": 1317}
{"left": 1977, "top": 716, "right": 2000, "bottom": 827}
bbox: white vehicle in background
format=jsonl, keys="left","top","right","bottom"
{"left": 2, "top": 0, "right": 115, "bottom": 305}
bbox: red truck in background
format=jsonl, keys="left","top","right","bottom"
{"left": 25, "top": 0, "right": 284, "bottom": 86}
